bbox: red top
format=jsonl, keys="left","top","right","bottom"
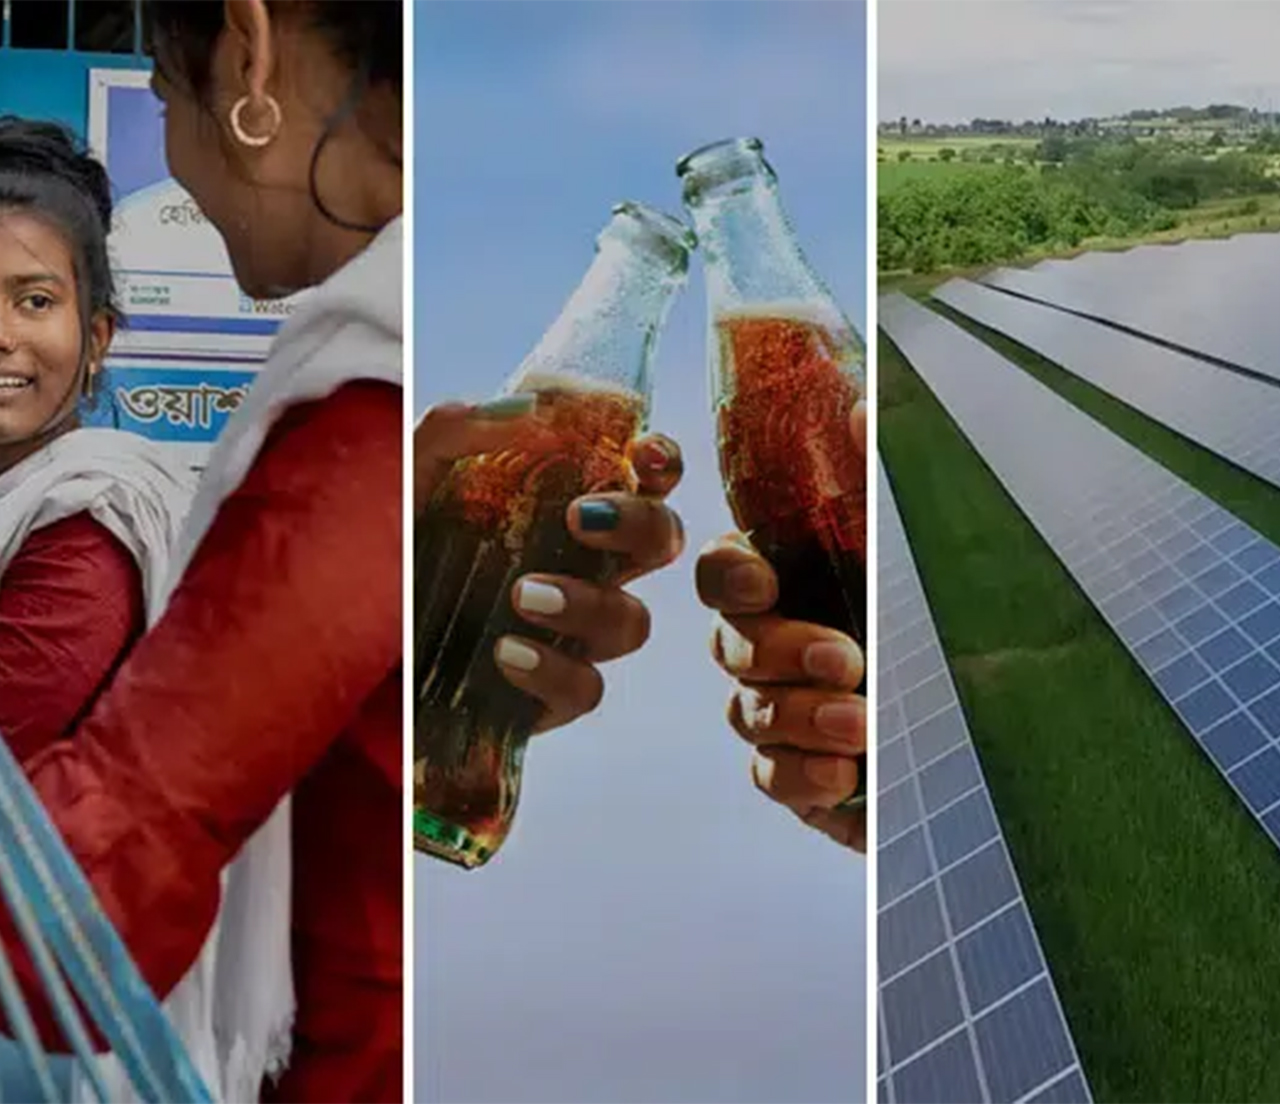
{"left": 1, "top": 381, "right": 403, "bottom": 1102}
{"left": 0, "top": 513, "right": 145, "bottom": 762}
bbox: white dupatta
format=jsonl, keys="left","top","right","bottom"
{"left": 0, "top": 428, "right": 223, "bottom": 1098}
{"left": 0, "top": 428, "right": 192, "bottom": 613}
{"left": 73, "top": 215, "right": 403, "bottom": 1104}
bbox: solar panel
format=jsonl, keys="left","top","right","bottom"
{"left": 880, "top": 291, "right": 1280, "bottom": 872}
{"left": 877, "top": 459, "right": 1091, "bottom": 1104}
{"left": 932, "top": 278, "right": 1280, "bottom": 490}
{"left": 979, "top": 236, "right": 1280, "bottom": 382}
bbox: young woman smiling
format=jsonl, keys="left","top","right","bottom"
{"left": 0, "top": 116, "right": 192, "bottom": 768}
{"left": 0, "top": 119, "right": 192, "bottom": 767}
{"left": 0, "top": 113, "right": 195, "bottom": 1104}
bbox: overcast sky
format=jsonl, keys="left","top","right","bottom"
{"left": 880, "top": 0, "right": 1280, "bottom": 124}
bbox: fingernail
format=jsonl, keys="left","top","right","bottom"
{"left": 738, "top": 689, "right": 776, "bottom": 734}
{"left": 578, "top": 499, "right": 621, "bottom": 531}
{"left": 473, "top": 394, "right": 537, "bottom": 420}
{"left": 804, "top": 640, "right": 860, "bottom": 683}
{"left": 516, "top": 580, "right": 567, "bottom": 617}
{"left": 726, "top": 562, "right": 772, "bottom": 605}
{"left": 718, "top": 622, "right": 755, "bottom": 671}
{"left": 635, "top": 438, "right": 677, "bottom": 472}
{"left": 424, "top": 401, "right": 474, "bottom": 422}
{"left": 495, "top": 636, "right": 541, "bottom": 672}
{"left": 670, "top": 510, "right": 685, "bottom": 554}
{"left": 752, "top": 755, "right": 774, "bottom": 792}
{"left": 814, "top": 700, "right": 865, "bottom": 741}
{"left": 804, "top": 756, "right": 857, "bottom": 791}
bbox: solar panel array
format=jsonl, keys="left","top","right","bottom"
{"left": 932, "top": 278, "right": 1280, "bottom": 490}
{"left": 880, "top": 291, "right": 1280, "bottom": 870}
{"left": 980, "top": 236, "right": 1280, "bottom": 381}
{"left": 877, "top": 460, "right": 1091, "bottom": 1104}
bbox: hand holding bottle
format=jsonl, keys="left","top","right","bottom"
{"left": 695, "top": 401, "right": 867, "bottom": 853}
{"left": 415, "top": 402, "right": 685, "bottom": 738}
{"left": 414, "top": 202, "right": 694, "bottom": 867}
{"left": 680, "top": 137, "right": 868, "bottom": 823}
{"left": 497, "top": 430, "right": 685, "bottom": 734}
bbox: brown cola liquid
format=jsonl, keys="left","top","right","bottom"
{"left": 717, "top": 309, "right": 867, "bottom": 805}
{"left": 414, "top": 380, "right": 643, "bottom": 866}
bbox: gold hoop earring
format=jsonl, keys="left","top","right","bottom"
{"left": 83, "top": 368, "right": 96, "bottom": 402}
{"left": 229, "top": 94, "right": 283, "bottom": 148}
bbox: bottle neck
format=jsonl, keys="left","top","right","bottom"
{"left": 686, "top": 179, "right": 829, "bottom": 313}
{"left": 507, "top": 238, "right": 684, "bottom": 405}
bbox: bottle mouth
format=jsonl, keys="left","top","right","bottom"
{"left": 605, "top": 201, "right": 697, "bottom": 272}
{"left": 676, "top": 137, "right": 776, "bottom": 204}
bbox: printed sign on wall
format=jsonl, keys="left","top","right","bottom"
{"left": 81, "top": 364, "right": 256, "bottom": 443}
{"left": 88, "top": 69, "right": 306, "bottom": 355}
{"left": 85, "top": 69, "right": 296, "bottom": 464}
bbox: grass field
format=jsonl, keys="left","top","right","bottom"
{"left": 879, "top": 302, "right": 1280, "bottom": 1101}
{"left": 877, "top": 136, "right": 1032, "bottom": 197}
{"left": 877, "top": 157, "right": 1011, "bottom": 196}
{"left": 878, "top": 135, "right": 1038, "bottom": 156}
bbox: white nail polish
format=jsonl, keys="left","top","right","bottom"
{"left": 738, "top": 689, "right": 776, "bottom": 733}
{"left": 496, "top": 637, "right": 541, "bottom": 672}
{"left": 517, "top": 580, "right": 567, "bottom": 617}
{"left": 719, "top": 623, "right": 755, "bottom": 670}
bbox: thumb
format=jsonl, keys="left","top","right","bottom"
{"left": 414, "top": 396, "right": 548, "bottom": 515}
{"left": 802, "top": 806, "right": 866, "bottom": 853}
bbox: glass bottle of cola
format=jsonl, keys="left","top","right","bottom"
{"left": 678, "top": 137, "right": 867, "bottom": 808}
{"left": 414, "top": 202, "right": 695, "bottom": 868}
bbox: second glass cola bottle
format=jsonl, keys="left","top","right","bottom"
{"left": 414, "top": 202, "right": 695, "bottom": 868}
{"left": 679, "top": 137, "right": 868, "bottom": 808}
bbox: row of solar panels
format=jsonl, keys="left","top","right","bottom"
{"left": 978, "top": 235, "right": 1280, "bottom": 383}
{"left": 878, "top": 246, "right": 1280, "bottom": 1102}
{"left": 877, "top": 458, "right": 1090, "bottom": 1104}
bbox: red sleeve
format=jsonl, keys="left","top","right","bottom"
{"left": 10, "top": 380, "right": 402, "bottom": 1049}
{"left": 0, "top": 514, "right": 144, "bottom": 762}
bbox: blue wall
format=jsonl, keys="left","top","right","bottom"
{"left": 0, "top": 51, "right": 149, "bottom": 139}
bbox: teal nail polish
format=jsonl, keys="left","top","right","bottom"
{"left": 578, "top": 500, "right": 621, "bottom": 531}
{"left": 473, "top": 394, "right": 537, "bottom": 420}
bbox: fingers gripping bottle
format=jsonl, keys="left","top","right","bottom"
{"left": 679, "top": 137, "right": 868, "bottom": 808}
{"left": 414, "top": 203, "right": 695, "bottom": 868}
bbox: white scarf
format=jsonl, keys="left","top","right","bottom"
{"left": 74, "top": 216, "right": 403, "bottom": 1104}
{"left": 0, "top": 428, "right": 193, "bottom": 613}
{"left": 0, "top": 428, "right": 213, "bottom": 1098}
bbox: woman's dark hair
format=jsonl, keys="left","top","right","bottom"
{"left": 141, "top": 1, "right": 402, "bottom": 233}
{"left": 0, "top": 117, "right": 119, "bottom": 387}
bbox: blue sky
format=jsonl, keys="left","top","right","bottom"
{"left": 415, "top": 4, "right": 867, "bottom": 1102}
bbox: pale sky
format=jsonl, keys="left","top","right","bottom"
{"left": 880, "top": 0, "right": 1280, "bottom": 124}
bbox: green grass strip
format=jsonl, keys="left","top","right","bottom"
{"left": 879, "top": 315, "right": 1280, "bottom": 1102}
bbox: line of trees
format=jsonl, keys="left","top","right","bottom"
{"left": 880, "top": 137, "right": 1277, "bottom": 274}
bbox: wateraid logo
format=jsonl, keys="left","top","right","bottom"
{"left": 238, "top": 294, "right": 294, "bottom": 317}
